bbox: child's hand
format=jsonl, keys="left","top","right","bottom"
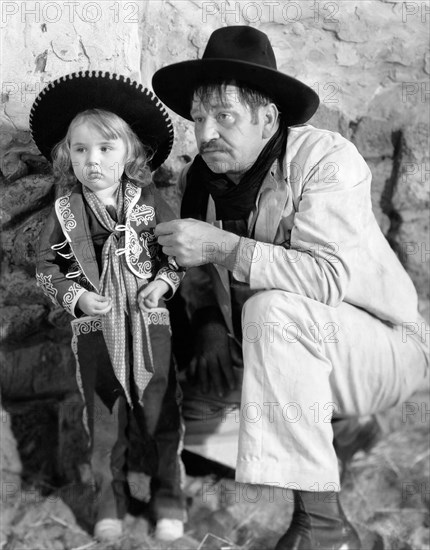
{"left": 78, "top": 291, "right": 112, "bottom": 316}
{"left": 138, "top": 280, "right": 170, "bottom": 311}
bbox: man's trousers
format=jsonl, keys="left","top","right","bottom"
{"left": 235, "top": 290, "right": 429, "bottom": 489}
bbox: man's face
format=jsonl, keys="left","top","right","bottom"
{"left": 190, "top": 85, "right": 268, "bottom": 182}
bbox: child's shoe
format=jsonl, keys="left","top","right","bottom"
{"left": 94, "top": 518, "right": 123, "bottom": 542}
{"left": 154, "top": 518, "right": 184, "bottom": 541}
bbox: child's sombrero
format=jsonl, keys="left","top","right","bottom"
{"left": 29, "top": 71, "right": 174, "bottom": 171}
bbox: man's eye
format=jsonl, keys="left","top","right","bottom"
{"left": 218, "top": 113, "right": 234, "bottom": 122}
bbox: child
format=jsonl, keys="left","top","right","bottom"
{"left": 30, "top": 71, "right": 186, "bottom": 542}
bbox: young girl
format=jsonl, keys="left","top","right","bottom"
{"left": 30, "top": 71, "right": 186, "bottom": 542}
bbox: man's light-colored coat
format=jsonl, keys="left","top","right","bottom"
{"left": 180, "top": 125, "right": 420, "bottom": 331}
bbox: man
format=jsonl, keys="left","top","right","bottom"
{"left": 152, "top": 26, "right": 428, "bottom": 549}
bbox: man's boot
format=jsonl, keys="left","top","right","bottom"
{"left": 274, "top": 490, "right": 361, "bottom": 550}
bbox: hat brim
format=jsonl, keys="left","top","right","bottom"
{"left": 30, "top": 71, "right": 173, "bottom": 171}
{"left": 152, "top": 59, "right": 319, "bottom": 126}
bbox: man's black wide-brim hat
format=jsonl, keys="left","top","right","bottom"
{"left": 152, "top": 26, "right": 319, "bottom": 126}
{"left": 30, "top": 71, "right": 174, "bottom": 171}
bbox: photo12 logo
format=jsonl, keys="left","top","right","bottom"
{"left": 1, "top": 2, "right": 140, "bottom": 25}
{"left": 402, "top": 82, "right": 430, "bottom": 103}
{"left": 201, "top": 1, "right": 340, "bottom": 24}
{"left": 2, "top": 81, "right": 45, "bottom": 104}
{"left": 401, "top": 1, "right": 430, "bottom": 22}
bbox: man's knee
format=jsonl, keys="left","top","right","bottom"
{"left": 241, "top": 290, "right": 302, "bottom": 346}
{"left": 241, "top": 290, "right": 335, "bottom": 348}
{"left": 242, "top": 290, "right": 282, "bottom": 325}
{"left": 242, "top": 290, "right": 318, "bottom": 323}
{"left": 243, "top": 289, "right": 286, "bottom": 311}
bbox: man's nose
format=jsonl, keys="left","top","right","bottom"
{"left": 197, "top": 118, "right": 220, "bottom": 143}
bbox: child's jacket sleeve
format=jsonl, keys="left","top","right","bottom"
{"left": 35, "top": 205, "right": 95, "bottom": 317}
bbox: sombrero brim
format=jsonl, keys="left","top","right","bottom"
{"left": 152, "top": 59, "right": 319, "bottom": 126}
{"left": 30, "top": 71, "right": 174, "bottom": 171}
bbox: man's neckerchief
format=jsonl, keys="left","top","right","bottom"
{"left": 181, "top": 120, "right": 288, "bottom": 227}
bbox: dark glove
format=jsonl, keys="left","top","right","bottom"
{"left": 189, "top": 306, "right": 236, "bottom": 397}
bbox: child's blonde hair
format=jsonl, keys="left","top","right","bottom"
{"left": 51, "top": 108, "right": 152, "bottom": 190}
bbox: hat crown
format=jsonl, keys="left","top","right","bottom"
{"left": 202, "top": 26, "right": 277, "bottom": 69}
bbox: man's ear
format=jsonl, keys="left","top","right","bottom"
{"left": 262, "top": 103, "right": 279, "bottom": 139}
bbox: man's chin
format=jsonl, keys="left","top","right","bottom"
{"left": 201, "top": 153, "right": 232, "bottom": 174}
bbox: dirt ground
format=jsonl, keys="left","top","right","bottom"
{"left": 3, "top": 388, "right": 429, "bottom": 550}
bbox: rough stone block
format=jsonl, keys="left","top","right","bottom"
{"left": 308, "top": 104, "right": 351, "bottom": 138}
{"left": 0, "top": 174, "right": 54, "bottom": 224}
{"left": 2, "top": 208, "right": 48, "bottom": 269}
{"left": 1, "top": 152, "right": 28, "bottom": 182}
{"left": 393, "top": 123, "right": 430, "bottom": 211}
{"left": 0, "top": 304, "right": 47, "bottom": 344}
{"left": 4, "top": 493, "right": 91, "bottom": 550}
{"left": 0, "top": 339, "right": 75, "bottom": 399}
{"left": 352, "top": 117, "right": 395, "bottom": 159}
{"left": 396, "top": 213, "right": 430, "bottom": 306}
{"left": 0, "top": 267, "right": 43, "bottom": 307}
{"left": 0, "top": 404, "right": 22, "bottom": 548}
{"left": 6, "top": 399, "right": 60, "bottom": 486}
{"left": 0, "top": 405, "right": 22, "bottom": 478}
{"left": 366, "top": 84, "right": 429, "bottom": 129}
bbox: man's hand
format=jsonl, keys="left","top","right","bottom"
{"left": 137, "top": 280, "right": 170, "bottom": 310}
{"left": 155, "top": 219, "right": 239, "bottom": 268}
{"left": 78, "top": 291, "right": 112, "bottom": 316}
{"left": 189, "top": 307, "right": 236, "bottom": 397}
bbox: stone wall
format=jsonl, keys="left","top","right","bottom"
{"left": 1, "top": 0, "right": 429, "bottom": 524}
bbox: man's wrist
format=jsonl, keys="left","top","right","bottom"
{"left": 233, "top": 237, "right": 256, "bottom": 283}
{"left": 213, "top": 230, "right": 240, "bottom": 270}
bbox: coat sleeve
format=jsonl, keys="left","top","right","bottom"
{"left": 35, "top": 206, "right": 87, "bottom": 317}
{"left": 232, "top": 133, "right": 371, "bottom": 306}
{"left": 151, "top": 186, "right": 185, "bottom": 299}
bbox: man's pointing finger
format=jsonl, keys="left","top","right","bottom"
{"left": 155, "top": 220, "right": 179, "bottom": 236}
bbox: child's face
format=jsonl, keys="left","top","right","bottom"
{"left": 69, "top": 121, "right": 128, "bottom": 194}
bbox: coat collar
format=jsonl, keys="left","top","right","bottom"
{"left": 249, "top": 159, "right": 290, "bottom": 243}
{"left": 206, "top": 159, "right": 290, "bottom": 324}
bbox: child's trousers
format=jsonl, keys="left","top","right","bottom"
{"left": 71, "top": 310, "right": 186, "bottom": 523}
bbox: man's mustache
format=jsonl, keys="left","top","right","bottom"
{"left": 199, "top": 141, "right": 232, "bottom": 155}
